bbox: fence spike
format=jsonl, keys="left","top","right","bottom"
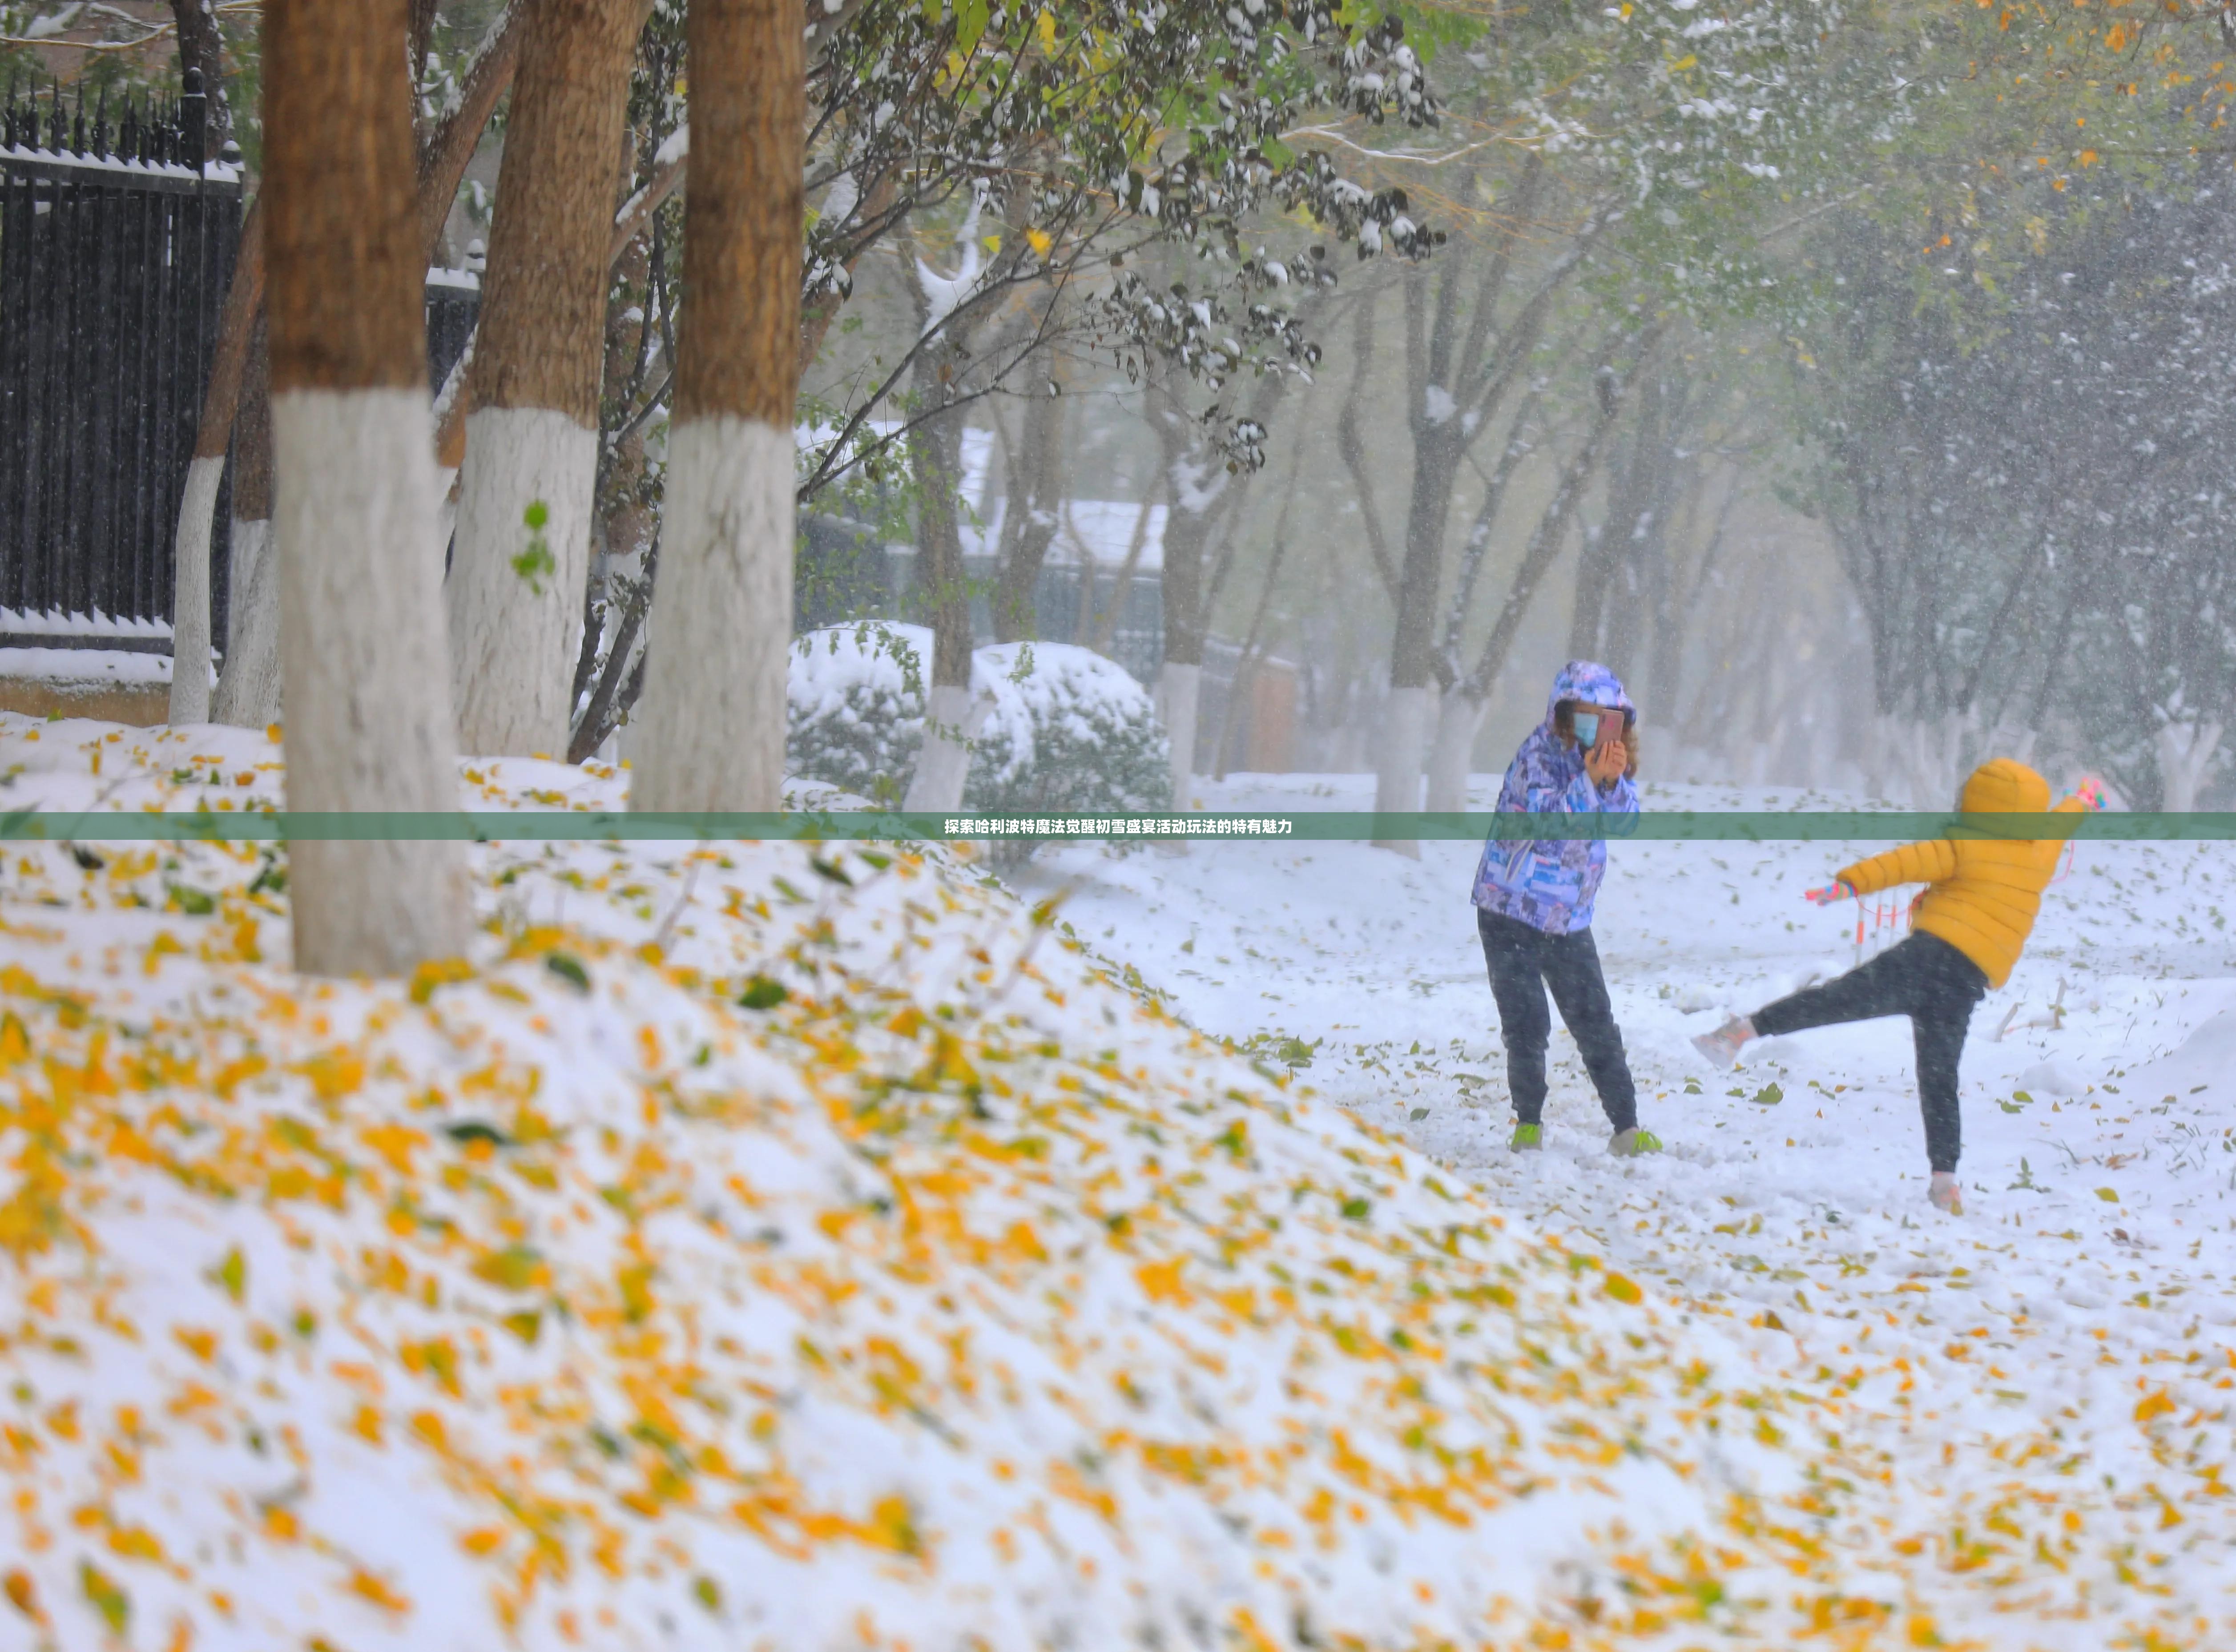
{"left": 93, "top": 87, "right": 107, "bottom": 159}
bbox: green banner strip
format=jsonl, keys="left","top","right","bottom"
{"left": 5, "top": 809, "right": 2236, "bottom": 842}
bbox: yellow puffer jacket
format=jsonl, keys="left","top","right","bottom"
{"left": 1835, "top": 758, "right": 2084, "bottom": 989}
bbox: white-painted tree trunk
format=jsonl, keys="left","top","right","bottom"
{"left": 1987, "top": 721, "right": 2039, "bottom": 770}
{"left": 1373, "top": 683, "right": 1431, "bottom": 856}
{"left": 1870, "top": 713, "right": 1970, "bottom": 809}
{"left": 1158, "top": 660, "right": 1201, "bottom": 810}
{"left": 630, "top": 416, "right": 794, "bottom": 812}
{"left": 211, "top": 516, "right": 280, "bottom": 727}
{"left": 2158, "top": 718, "right": 2224, "bottom": 812}
{"left": 1423, "top": 688, "right": 1484, "bottom": 814}
{"left": 272, "top": 388, "right": 470, "bottom": 975}
{"left": 167, "top": 455, "right": 224, "bottom": 724}
{"left": 903, "top": 683, "right": 982, "bottom": 812}
{"left": 447, "top": 406, "right": 599, "bottom": 756}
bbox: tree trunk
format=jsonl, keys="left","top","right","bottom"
{"left": 1151, "top": 365, "right": 1226, "bottom": 808}
{"left": 414, "top": 3, "right": 530, "bottom": 260}
{"left": 1598, "top": 370, "right": 1679, "bottom": 685}
{"left": 1570, "top": 371, "right": 1673, "bottom": 669}
{"left": 169, "top": 457, "right": 222, "bottom": 722}
{"left": 2158, "top": 719, "right": 2223, "bottom": 813}
{"left": 1567, "top": 526, "right": 1615, "bottom": 661}
{"left": 1156, "top": 506, "right": 1215, "bottom": 806}
{"left": 1422, "top": 687, "right": 1484, "bottom": 814}
{"left": 1396, "top": 454, "right": 1465, "bottom": 678}
{"left": 170, "top": 0, "right": 233, "bottom": 153}
{"left": 899, "top": 388, "right": 976, "bottom": 812}
{"left": 185, "top": 4, "right": 524, "bottom": 730}
{"left": 448, "top": 0, "right": 644, "bottom": 757}
{"left": 1088, "top": 474, "right": 1161, "bottom": 657}
{"left": 988, "top": 374, "right": 1066, "bottom": 642}
{"left": 1212, "top": 443, "right": 1305, "bottom": 780}
{"left": 266, "top": 0, "right": 469, "bottom": 975}
{"left": 211, "top": 314, "right": 278, "bottom": 725}
{"left": 1369, "top": 685, "right": 1430, "bottom": 853}
{"left": 630, "top": 0, "right": 803, "bottom": 813}
{"left": 169, "top": 197, "right": 259, "bottom": 726}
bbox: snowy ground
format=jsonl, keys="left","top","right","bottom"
{"left": 1028, "top": 771, "right": 2236, "bottom": 1638}
{"left": 5, "top": 725, "right": 2236, "bottom": 1650}
{"left": 1025, "top": 772, "right": 2236, "bottom": 1227}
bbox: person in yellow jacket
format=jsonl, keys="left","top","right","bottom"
{"left": 1691, "top": 758, "right": 2097, "bottom": 1214}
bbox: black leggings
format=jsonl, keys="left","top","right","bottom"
{"left": 1477, "top": 910, "right": 1638, "bottom": 1132}
{"left": 1749, "top": 932, "right": 1988, "bottom": 1173}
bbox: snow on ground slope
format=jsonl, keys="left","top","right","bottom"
{"left": 1026, "top": 771, "right": 2236, "bottom": 1647}
{"left": 2, "top": 725, "right": 2234, "bottom": 1650}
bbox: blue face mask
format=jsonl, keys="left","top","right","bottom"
{"left": 1572, "top": 712, "right": 1601, "bottom": 749}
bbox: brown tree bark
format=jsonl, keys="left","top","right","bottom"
{"left": 414, "top": 3, "right": 529, "bottom": 262}
{"left": 265, "top": 0, "right": 467, "bottom": 974}
{"left": 630, "top": 0, "right": 805, "bottom": 812}
{"left": 170, "top": 0, "right": 232, "bottom": 153}
{"left": 408, "top": 0, "right": 440, "bottom": 80}
{"left": 448, "top": 0, "right": 647, "bottom": 755}
{"left": 209, "top": 314, "right": 277, "bottom": 726}
{"left": 468, "top": 0, "right": 645, "bottom": 425}
{"left": 203, "top": 4, "right": 526, "bottom": 725}
{"left": 988, "top": 370, "right": 1067, "bottom": 643}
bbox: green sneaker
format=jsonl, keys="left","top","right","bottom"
{"left": 1510, "top": 1123, "right": 1544, "bottom": 1152}
{"left": 1609, "top": 1127, "right": 1662, "bottom": 1156}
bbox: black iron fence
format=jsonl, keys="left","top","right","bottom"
{"left": 0, "top": 74, "right": 483, "bottom": 652}
{"left": 0, "top": 72, "right": 242, "bottom": 633}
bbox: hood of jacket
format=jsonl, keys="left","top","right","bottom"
{"left": 1961, "top": 758, "right": 2051, "bottom": 814}
{"left": 1543, "top": 661, "right": 1636, "bottom": 732}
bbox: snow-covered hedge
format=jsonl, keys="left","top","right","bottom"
{"left": 786, "top": 623, "right": 935, "bottom": 809}
{"left": 786, "top": 626, "right": 1167, "bottom": 823}
{"left": 967, "top": 641, "right": 1171, "bottom": 818}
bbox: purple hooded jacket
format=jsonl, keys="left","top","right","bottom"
{"left": 1470, "top": 661, "right": 1640, "bottom": 935}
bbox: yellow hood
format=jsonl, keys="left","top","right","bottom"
{"left": 1960, "top": 758, "right": 2051, "bottom": 815}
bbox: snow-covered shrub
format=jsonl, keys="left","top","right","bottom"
{"left": 786, "top": 624, "right": 1034, "bottom": 808}
{"left": 969, "top": 642, "right": 1171, "bottom": 818}
{"left": 788, "top": 630, "right": 1169, "bottom": 831}
{"left": 787, "top": 624, "right": 927, "bottom": 807}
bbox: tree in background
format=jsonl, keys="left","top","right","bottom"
{"left": 1332, "top": 0, "right": 1845, "bottom": 841}
{"left": 263, "top": 0, "right": 467, "bottom": 972}
{"left": 1789, "top": 185, "right": 2236, "bottom": 807}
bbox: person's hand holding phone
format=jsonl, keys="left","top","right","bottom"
{"left": 1583, "top": 713, "right": 1628, "bottom": 786}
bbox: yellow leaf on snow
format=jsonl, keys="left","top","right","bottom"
{"left": 346, "top": 1568, "right": 410, "bottom": 1615}
{"left": 1136, "top": 1256, "right": 1189, "bottom": 1304}
{"left": 471, "top": 1245, "right": 549, "bottom": 1293}
{"left": 295, "top": 1050, "right": 365, "bottom": 1104}
{"left": 106, "top": 1525, "right": 164, "bottom": 1563}
{"left": 360, "top": 1123, "right": 425, "bottom": 1177}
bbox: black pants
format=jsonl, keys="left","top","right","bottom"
{"left": 1477, "top": 910, "right": 1638, "bottom": 1133}
{"left": 1749, "top": 931, "right": 1988, "bottom": 1173}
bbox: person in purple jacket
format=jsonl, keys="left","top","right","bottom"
{"left": 1471, "top": 661, "right": 1657, "bottom": 1156}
